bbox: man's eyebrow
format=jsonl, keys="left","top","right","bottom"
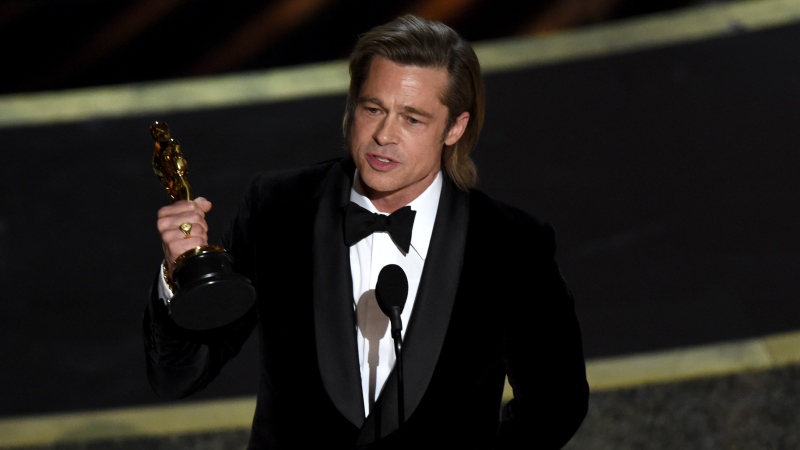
{"left": 358, "top": 96, "right": 434, "bottom": 119}
{"left": 402, "top": 105, "right": 434, "bottom": 119}
{"left": 358, "top": 96, "right": 381, "bottom": 106}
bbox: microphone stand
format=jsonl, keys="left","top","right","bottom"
{"left": 375, "top": 263, "right": 408, "bottom": 446}
{"left": 389, "top": 306, "right": 405, "bottom": 432}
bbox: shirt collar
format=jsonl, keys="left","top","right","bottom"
{"left": 350, "top": 170, "right": 442, "bottom": 260}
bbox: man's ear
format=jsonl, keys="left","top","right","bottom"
{"left": 444, "top": 112, "right": 470, "bottom": 146}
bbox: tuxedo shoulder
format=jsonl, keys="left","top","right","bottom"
{"left": 245, "top": 157, "right": 348, "bottom": 200}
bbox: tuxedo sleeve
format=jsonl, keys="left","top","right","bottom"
{"left": 142, "top": 275, "right": 257, "bottom": 399}
{"left": 496, "top": 220, "right": 589, "bottom": 449}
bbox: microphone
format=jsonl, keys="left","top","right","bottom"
{"left": 375, "top": 264, "right": 408, "bottom": 340}
{"left": 375, "top": 264, "right": 408, "bottom": 431}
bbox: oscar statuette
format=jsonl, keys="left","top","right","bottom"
{"left": 151, "top": 121, "right": 256, "bottom": 330}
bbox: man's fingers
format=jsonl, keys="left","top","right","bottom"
{"left": 157, "top": 211, "right": 208, "bottom": 235}
{"left": 157, "top": 198, "right": 213, "bottom": 275}
{"left": 157, "top": 198, "right": 210, "bottom": 219}
{"left": 175, "top": 220, "right": 209, "bottom": 239}
{"left": 166, "top": 236, "right": 205, "bottom": 257}
{"left": 165, "top": 221, "right": 208, "bottom": 244}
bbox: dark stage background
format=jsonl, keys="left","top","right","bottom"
{"left": 1, "top": 17, "right": 799, "bottom": 419}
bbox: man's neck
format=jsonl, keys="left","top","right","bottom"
{"left": 354, "top": 173, "right": 439, "bottom": 213}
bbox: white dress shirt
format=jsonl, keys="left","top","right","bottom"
{"left": 349, "top": 170, "right": 441, "bottom": 416}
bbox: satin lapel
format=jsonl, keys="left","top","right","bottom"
{"left": 357, "top": 178, "right": 470, "bottom": 444}
{"left": 312, "top": 158, "right": 366, "bottom": 427}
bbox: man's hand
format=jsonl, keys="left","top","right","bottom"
{"left": 157, "top": 197, "right": 213, "bottom": 277}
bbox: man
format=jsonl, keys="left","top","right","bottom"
{"left": 145, "top": 14, "right": 589, "bottom": 449}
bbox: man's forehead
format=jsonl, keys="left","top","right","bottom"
{"left": 360, "top": 58, "right": 449, "bottom": 108}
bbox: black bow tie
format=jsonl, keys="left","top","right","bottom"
{"left": 343, "top": 202, "right": 417, "bottom": 253}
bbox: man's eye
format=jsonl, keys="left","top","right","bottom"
{"left": 407, "top": 117, "right": 420, "bottom": 125}
{"left": 366, "top": 107, "right": 380, "bottom": 114}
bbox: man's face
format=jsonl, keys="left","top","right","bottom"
{"left": 349, "top": 56, "right": 469, "bottom": 211}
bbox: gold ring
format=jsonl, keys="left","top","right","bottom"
{"left": 179, "top": 222, "right": 192, "bottom": 238}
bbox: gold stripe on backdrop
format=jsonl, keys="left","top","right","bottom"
{"left": 0, "top": 0, "right": 798, "bottom": 128}
{"left": 1, "top": 330, "right": 799, "bottom": 448}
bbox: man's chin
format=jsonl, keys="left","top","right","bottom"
{"left": 360, "top": 176, "right": 391, "bottom": 196}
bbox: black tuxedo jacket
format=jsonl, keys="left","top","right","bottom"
{"left": 144, "top": 157, "right": 589, "bottom": 449}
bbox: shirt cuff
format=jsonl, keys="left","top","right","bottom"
{"left": 158, "top": 261, "right": 175, "bottom": 305}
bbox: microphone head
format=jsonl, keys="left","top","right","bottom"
{"left": 375, "top": 264, "right": 408, "bottom": 317}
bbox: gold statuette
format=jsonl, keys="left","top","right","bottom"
{"left": 151, "top": 121, "right": 192, "bottom": 202}
{"left": 150, "top": 121, "right": 255, "bottom": 331}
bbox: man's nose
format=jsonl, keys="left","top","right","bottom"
{"left": 374, "top": 115, "right": 399, "bottom": 145}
